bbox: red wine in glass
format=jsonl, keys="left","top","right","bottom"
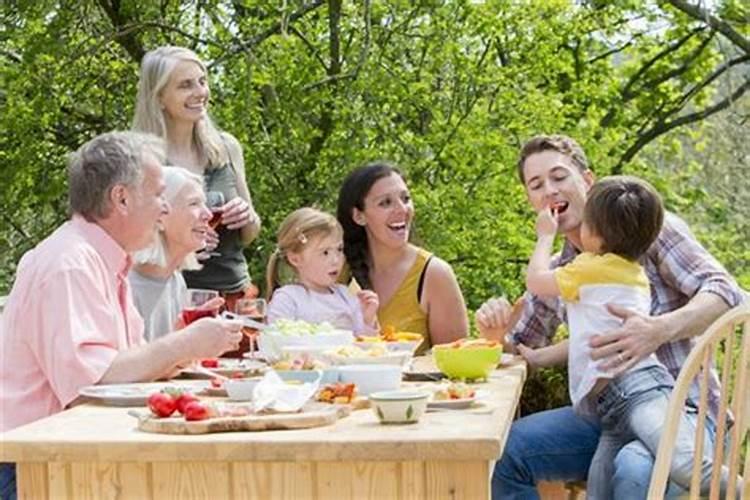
{"left": 206, "top": 191, "right": 225, "bottom": 229}
{"left": 182, "top": 307, "right": 218, "bottom": 325}
{"left": 208, "top": 208, "right": 223, "bottom": 229}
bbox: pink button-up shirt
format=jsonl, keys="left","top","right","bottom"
{"left": 0, "top": 215, "right": 144, "bottom": 432}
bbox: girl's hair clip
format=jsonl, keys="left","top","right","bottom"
{"left": 297, "top": 231, "right": 308, "bottom": 245}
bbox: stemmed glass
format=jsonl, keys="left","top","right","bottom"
{"left": 203, "top": 191, "right": 225, "bottom": 258}
{"left": 181, "top": 288, "right": 220, "bottom": 325}
{"left": 235, "top": 298, "right": 267, "bottom": 359}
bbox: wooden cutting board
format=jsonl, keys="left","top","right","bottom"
{"left": 131, "top": 403, "right": 350, "bottom": 435}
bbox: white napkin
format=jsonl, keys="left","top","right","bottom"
{"left": 252, "top": 371, "right": 320, "bottom": 413}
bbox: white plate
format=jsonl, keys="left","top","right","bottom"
{"left": 182, "top": 359, "right": 267, "bottom": 378}
{"left": 324, "top": 350, "right": 411, "bottom": 368}
{"left": 427, "top": 397, "right": 476, "bottom": 409}
{"left": 79, "top": 382, "right": 205, "bottom": 407}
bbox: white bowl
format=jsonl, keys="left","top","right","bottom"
{"left": 258, "top": 330, "right": 354, "bottom": 362}
{"left": 369, "top": 390, "right": 430, "bottom": 424}
{"left": 337, "top": 364, "right": 402, "bottom": 396}
{"left": 224, "top": 377, "right": 262, "bottom": 401}
{"left": 325, "top": 350, "right": 412, "bottom": 368}
{"left": 281, "top": 344, "right": 332, "bottom": 362}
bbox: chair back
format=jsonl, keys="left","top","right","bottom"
{"left": 648, "top": 304, "right": 750, "bottom": 499}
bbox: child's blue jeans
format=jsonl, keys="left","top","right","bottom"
{"left": 588, "top": 365, "right": 741, "bottom": 499}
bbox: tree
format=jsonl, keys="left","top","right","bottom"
{"left": 2, "top": 0, "right": 748, "bottom": 303}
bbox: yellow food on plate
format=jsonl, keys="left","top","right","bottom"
{"left": 433, "top": 382, "right": 475, "bottom": 401}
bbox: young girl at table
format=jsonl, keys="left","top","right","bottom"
{"left": 523, "top": 176, "right": 738, "bottom": 499}
{"left": 266, "top": 207, "right": 380, "bottom": 335}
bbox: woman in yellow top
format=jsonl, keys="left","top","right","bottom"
{"left": 336, "top": 161, "right": 468, "bottom": 352}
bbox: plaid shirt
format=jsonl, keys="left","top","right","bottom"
{"left": 511, "top": 212, "right": 747, "bottom": 419}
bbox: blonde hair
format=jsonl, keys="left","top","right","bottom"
{"left": 265, "top": 207, "right": 343, "bottom": 300}
{"left": 133, "top": 166, "right": 204, "bottom": 271}
{"left": 132, "top": 45, "right": 228, "bottom": 169}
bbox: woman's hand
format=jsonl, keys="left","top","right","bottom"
{"left": 221, "top": 196, "right": 258, "bottom": 231}
{"left": 195, "top": 228, "right": 220, "bottom": 261}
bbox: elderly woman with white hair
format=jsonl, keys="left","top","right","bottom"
{"left": 130, "top": 166, "right": 213, "bottom": 341}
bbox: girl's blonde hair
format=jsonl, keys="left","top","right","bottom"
{"left": 133, "top": 166, "right": 204, "bottom": 271}
{"left": 132, "top": 45, "right": 228, "bottom": 169}
{"left": 265, "top": 207, "right": 343, "bottom": 300}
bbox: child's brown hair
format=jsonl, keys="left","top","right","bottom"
{"left": 265, "top": 207, "right": 343, "bottom": 300}
{"left": 583, "top": 175, "right": 664, "bottom": 261}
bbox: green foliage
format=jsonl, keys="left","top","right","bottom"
{"left": 2, "top": 0, "right": 747, "bottom": 413}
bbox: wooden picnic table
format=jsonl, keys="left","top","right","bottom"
{"left": 0, "top": 356, "right": 526, "bottom": 499}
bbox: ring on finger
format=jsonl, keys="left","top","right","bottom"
{"left": 617, "top": 352, "right": 626, "bottom": 364}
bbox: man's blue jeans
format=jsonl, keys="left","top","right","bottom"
{"left": 491, "top": 405, "right": 719, "bottom": 500}
{"left": 0, "top": 463, "right": 16, "bottom": 500}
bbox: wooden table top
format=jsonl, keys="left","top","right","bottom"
{"left": 0, "top": 356, "right": 526, "bottom": 464}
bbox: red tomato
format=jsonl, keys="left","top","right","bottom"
{"left": 210, "top": 378, "right": 224, "bottom": 388}
{"left": 231, "top": 372, "right": 244, "bottom": 379}
{"left": 148, "top": 392, "right": 177, "bottom": 418}
{"left": 184, "top": 401, "right": 211, "bottom": 421}
{"left": 174, "top": 392, "right": 199, "bottom": 415}
{"left": 200, "top": 358, "right": 219, "bottom": 368}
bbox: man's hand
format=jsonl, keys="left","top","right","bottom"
{"left": 590, "top": 304, "right": 668, "bottom": 375}
{"left": 475, "top": 296, "right": 526, "bottom": 344}
{"left": 184, "top": 317, "right": 243, "bottom": 359}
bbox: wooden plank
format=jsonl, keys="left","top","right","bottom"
{"left": 399, "top": 461, "right": 426, "bottom": 500}
{"left": 48, "top": 462, "right": 70, "bottom": 499}
{"left": 16, "top": 463, "right": 48, "bottom": 500}
{"left": 67, "top": 462, "right": 149, "bottom": 499}
{"left": 233, "top": 461, "right": 314, "bottom": 500}
{"left": 315, "top": 461, "right": 406, "bottom": 499}
{"left": 152, "top": 462, "right": 230, "bottom": 498}
{"left": 424, "top": 460, "right": 490, "bottom": 499}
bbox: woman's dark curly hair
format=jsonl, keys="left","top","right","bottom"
{"left": 336, "top": 161, "right": 403, "bottom": 289}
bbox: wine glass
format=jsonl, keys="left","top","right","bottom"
{"left": 235, "top": 298, "right": 267, "bottom": 358}
{"left": 181, "top": 288, "right": 220, "bottom": 325}
{"left": 206, "top": 191, "right": 225, "bottom": 229}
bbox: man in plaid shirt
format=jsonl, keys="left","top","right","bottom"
{"left": 476, "top": 135, "right": 746, "bottom": 500}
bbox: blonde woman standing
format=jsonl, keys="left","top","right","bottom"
{"left": 133, "top": 46, "right": 261, "bottom": 313}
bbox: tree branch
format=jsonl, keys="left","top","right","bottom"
{"left": 288, "top": 25, "right": 328, "bottom": 70}
{"left": 95, "top": 0, "right": 145, "bottom": 62}
{"left": 622, "top": 26, "right": 705, "bottom": 100}
{"left": 614, "top": 77, "right": 750, "bottom": 171}
{"left": 210, "top": 0, "right": 326, "bottom": 68}
{"left": 665, "top": 0, "right": 750, "bottom": 55}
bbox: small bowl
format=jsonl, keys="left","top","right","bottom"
{"left": 224, "top": 377, "right": 262, "bottom": 401}
{"left": 433, "top": 344, "right": 502, "bottom": 380}
{"left": 337, "top": 364, "right": 402, "bottom": 395}
{"left": 369, "top": 390, "right": 430, "bottom": 424}
{"left": 274, "top": 370, "right": 323, "bottom": 385}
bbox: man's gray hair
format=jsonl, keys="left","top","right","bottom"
{"left": 68, "top": 131, "right": 166, "bottom": 219}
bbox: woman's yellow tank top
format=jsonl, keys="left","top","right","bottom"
{"left": 378, "top": 247, "right": 433, "bottom": 354}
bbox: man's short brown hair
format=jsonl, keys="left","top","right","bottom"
{"left": 583, "top": 176, "right": 664, "bottom": 261}
{"left": 517, "top": 134, "right": 590, "bottom": 183}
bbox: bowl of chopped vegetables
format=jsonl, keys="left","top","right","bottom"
{"left": 258, "top": 319, "right": 354, "bottom": 361}
{"left": 432, "top": 338, "right": 502, "bottom": 380}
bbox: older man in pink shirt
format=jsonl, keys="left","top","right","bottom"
{"left": 0, "top": 132, "right": 242, "bottom": 498}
